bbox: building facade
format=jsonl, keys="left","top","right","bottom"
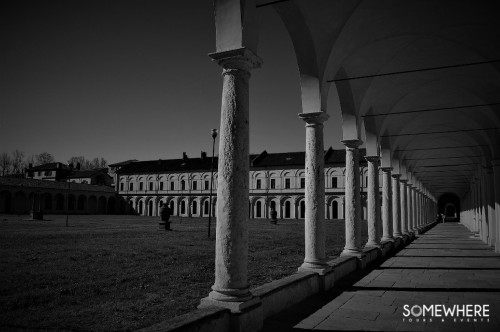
{"left": 116, "top": 148, "right": 378, "bottom": 220}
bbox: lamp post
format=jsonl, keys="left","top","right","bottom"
{"left": 208, "top": 129, "right": 218, "bottom": 238}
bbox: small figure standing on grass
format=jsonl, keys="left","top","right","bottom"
{"left": 159, "top": 203, "right": 172, "bottom": 231}
{"left": 270, "top": 209, "right": 278, "bottom": 224}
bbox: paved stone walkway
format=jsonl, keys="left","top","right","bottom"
{"left": 261, "top": 223, "right": 500, "bottom": 331}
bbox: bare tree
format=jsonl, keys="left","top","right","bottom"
{"left": 11, "top": 150, "right": 25, "bottom": 174}
{"left": 67, "top": 156, "right": 108, "bottom": 170}
{"left": 35, "top": 152, "right": 55, "bottom": 166}
{"left": 0, "top": 152, "right": 12, "bottom": 176}
{"left": 68, "top": 156, "right": 86, "bottom": 168}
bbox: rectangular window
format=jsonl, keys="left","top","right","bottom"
{"left": 140, "top": 182, "right": 144, "bottom": 191}
{"left": 38, "top": 171, "right": 42, "bottom": 176}
{"left": 120, "top": 183, "right": 124, "bottom": 191}
{"left": 256, "top": 179, "right": 261, "bottom": 189}
{"left": 285, "top": 178, "right": 291, "bottom": 189}
{"left": 160, "top": 182, "right": 164, "bottom": 190}
{"left": 149, "top": 182, "right": 153, "bottom": 191}
{"left": 170, "top": 181, "right": 175, "bottom": 190}
{"left": 44, "top": 171, "right": 52, "bottom": 176}
{"left": 300, "top": 178, "right": 305, "bottom": 188}
{"left": 332, "top": 177, "right": 338, "bottom": 188}
{"left": 129, "top": 183, "right": 134, "bottom": 191}
{"left": 270, "top": 178, "right": 276, "bottom": 189}
{"left": 205, "top": 180, "right": 209, "bottom": 190}
{"left": 193, "top": 181, "right": 198, "bottom": 190}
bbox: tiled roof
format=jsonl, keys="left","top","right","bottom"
{"left": 27, "top": 162, "right": 69, "bottom": 171}
{"left": 108, "top": 160, "right": 138, "bottom": 167}
{"left": 0, "top": 177, "right": 115, "bottom": 193}
{"left": 116, "top": 148, "right": 368, "bottom": 175}
{"left": 67, "top": 168, "right": 109, "bottom": 178}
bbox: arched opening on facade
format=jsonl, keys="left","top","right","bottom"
{"left": 12, "top": 191, "right": 27, "bottom": 214}
{"left": 204, "top": 200, "right": 209, "bottom": 216}
{"left": 148, "top": 199, "right": 153, "bottom": 216}
{"left": 68, "top": 194, "right": 76, "bottom": 211}
{"left": 438, "top": 193, "right": 461, "bottom": 222}
{"left": 256, "top": 200, "right": 262, "bottom": 218}
{"left": 332, "top": 201, "right": 339, "bottom": 219}
{"left": 98, "top": 196, "right": 106, "bottom": 214}
{"left": 0, "top": 191, "right": 12, "bottom": 213}
{"left": 180, "top": 199, "right": 186, "bottom": 215}
{"left": 284, "top": 200, "right": 291, "bottom": 219}
{"left": 42, "top": 193, "right": 52, "bottom": 211}
{"left": 88, "top": 196, "right": 97, "bottom": 213}
{"left": 55, "top": 194, "right": 64, "bottom": 211}
{"left": 192, "top": 200, "right": 197, "bottom": 215}
{"left": 77, "top": 195, "right": 86, "bottom": 211}
{"left": 107, "top": 197, "right": 116, "bottom": 214}
{"left": 138, "top": 200, "right": 144, "bottom": 215}
{"left": 169, "top": 200, "right": 175, "bottom": 215}
{"left": 299, "top": 200, "right": 305, "bottom": 219}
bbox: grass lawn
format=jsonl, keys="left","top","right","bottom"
{"left": 0, "top": 214, "right": 366, "bottom": 331}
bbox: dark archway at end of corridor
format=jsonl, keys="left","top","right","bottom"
{"left": 438, "top": 193, "right": 461, "bottom": 222}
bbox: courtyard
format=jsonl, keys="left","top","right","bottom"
{"left": 0, "top": 214, "right": 360, "bottom": 331}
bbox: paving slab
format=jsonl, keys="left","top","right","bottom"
{"left": 260, "top": 223, "right": 500, "bottom": 331}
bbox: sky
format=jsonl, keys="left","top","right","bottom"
{"left": 1, "top": 0, "right": 344, "bottom": 165}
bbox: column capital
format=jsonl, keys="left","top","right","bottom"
{"left": 391, "top": 173, "right": 401, "bottom": 179}
{"left": 400, "top": 179, "right": 408, "bottom": 184}
{"left": 209, "top": 47, "right": 263, "bottom": 72}
{"left": 364, "top": 156, "right": 380, "bottom": 163}
{"left": 298, "top": 112, "right": 329, "bottom": 125}
{"left": 341, "top": 139, "right": 363, "bottom": 149}
{"left": 380, "top": 166, "right": 393, "bottom": 172}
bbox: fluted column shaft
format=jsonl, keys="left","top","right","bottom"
{"left": 299, "top": 112, "right": 329, "bottom": 271}
{"left": 381, "top": 167, "right": 393, "bottom": 242}
{"left": 400, "top": 180, "right": 408, "bottom": 235}
{"left": 208, "top": 49, "right": 261, "bottom": 303}
{"left": 392, "top": 174, "right": 402, "bottom": 237}
{"left": 341, "top": 140, "right": 364, "bottom": 256}
{"left": 365, "top": 156, "right": 381, "bottom": 247}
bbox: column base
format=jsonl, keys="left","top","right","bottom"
{"left": 298, "top": 261, "right": 332, "bottom": 275}
{"left": 393, "top": 232, "right": 403, "bottom": 238}
{"left": 340, "top": 248, "right": 366, "bottom": 258}
{"left": 380, "top": 236, "right": 394, "bottom": 242}
{"left": 364, "top": 241, "right": 382, "bottom": 249}
{"left": 199, "top": 295, "right": 261, "bottom": 314}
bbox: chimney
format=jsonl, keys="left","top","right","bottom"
{"left": 183, "top": 152, "right": 188, "bottom": 161}
{"left": 201, "top": 151, "right": 207, "bottom": 160}
{"left": 76, "top": 162, "right": 81, "bottom": 170}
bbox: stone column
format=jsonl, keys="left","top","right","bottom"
{"left": 203, "top": 49, "right": 261, "bottom": 307}
{"left": 381, "top": 167, "right": 393, "bottom": 242}
{"left": 400, "top": 179, "right": 408, "bottom": 235}
{"left": 492, "top": 161, "right": 500, "bottom": 253}
{"left": 413, "top": 188, "right": 419, "bottom": 231}
{"left": 341, "top": 140, "right": 364, "bottom": 256}
{"left": 365, "top": 156, "right": 381, "bottom": 247}
{"left": 392, "top": 174, "right": 402, "bottom": 237}
{"left": 298, "top": 112, "right": 330, "bottom": 272}
{"left": 407, "top": 183, "right": 413, "bottom": 233}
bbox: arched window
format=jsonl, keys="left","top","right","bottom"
{"left": 332, "top": 201, "right": 338, "bottom": 219}
{"left": 285, "top": 201, "right": 291, "bottom": 218}
{"left": 181, "top": 200, "right": 186, "bottom": 214}
{"left": 181, "top": 180, "right": 186, "bottom": 191}
{"left": 192, "top": 201, "right": 197, "bottom": 214}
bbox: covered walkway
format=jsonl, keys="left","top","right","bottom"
{"left": 262, "top": 222, "right": 500, "bottom": 331}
